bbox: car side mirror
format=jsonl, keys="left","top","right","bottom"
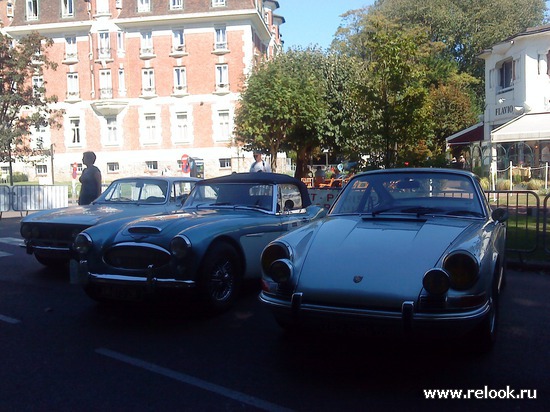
{"left": 491, "top": 208, "right": 508, "bottom": 223}
{"left": 284, "top": 199, "right": 295, "bottom": 211}
{"left": 177, "top": 194, "right": 189, "bottom": 205}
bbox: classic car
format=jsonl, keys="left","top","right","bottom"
{"left": 260, "top": 168, "right": 508, "bottom": 351}
{"left": 72, "top": 173, "right": 326, "bottom": 310}
{"left": 20, "top": 176, "right": 198, "bottom": 267}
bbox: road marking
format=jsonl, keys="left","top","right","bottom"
{"left": 0, "top": 237, "right": 24, "bottom": 247}
{"left": 0, "top": 252, "right": 12, "bottom": 258}
{"left": 96, "top": 347, "right": 293, "bottom": 412}
{"left": 0, "top": 314, "right": 21, "bottom": 324}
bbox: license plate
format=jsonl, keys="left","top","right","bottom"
{"left": 99, "top": 285, "right": 141, "bottom": 301}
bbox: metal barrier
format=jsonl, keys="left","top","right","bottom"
{"left": 0, "top": 185, "right": 69, "bottom": 215}
{"left": 486, "top": 190, "right": 540, "bottom": 257}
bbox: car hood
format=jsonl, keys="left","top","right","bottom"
{"left": 22, "top": 204, "right": 146, "bottom": 226}
{"left": 111, "top": 208, "right": 273, "bottom": 243}
{"left": 295, "top": 216, "right": 479, "bottom": 310}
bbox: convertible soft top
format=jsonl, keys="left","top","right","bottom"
{"left": 198, "top": 172, "right": 312, "bottom": 207}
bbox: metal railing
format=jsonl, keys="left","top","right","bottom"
{"left": 0, "top": 185, "right": 68, "bottom": 216}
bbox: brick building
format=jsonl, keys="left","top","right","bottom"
{"left": 0, "top": 0, "right": 284, "bottom": 183}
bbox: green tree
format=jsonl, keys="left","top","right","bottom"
{"left": 0, "top": 32, "right": 60, "bottom": 185}
{"left": 234, "top": 48, "right": 327, "bottom": 177}
{"left": 371, "top": 0, "right": 546, "bottom": 100}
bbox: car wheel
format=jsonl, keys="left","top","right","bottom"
{"left": 34, "top": 254, "right": 68, "bottom": 268}
{"left": 198, "top": 242, "right": 242, "bottom": 311}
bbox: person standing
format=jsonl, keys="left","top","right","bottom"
{"left": 78, "top": 151, "right": 102, "bottom": 205}
{"left": 250, "top": 152, "right": 272, "bottom": 173}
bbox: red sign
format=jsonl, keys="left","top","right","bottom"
{"left": 181, "top": 154, "right": 190, "bottom": 173}
{"left": 72, "top": 162, "right": 78, "bottom": 179}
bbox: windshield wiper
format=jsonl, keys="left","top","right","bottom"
{"left": 446, "top": 210, "right": 484, "bottom": 217}
{"left": 400, "top": 207, "right": 445, "bottom": 217}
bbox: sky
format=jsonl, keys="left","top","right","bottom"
{"left": 277, "top": 0, "right": 375, "bottom": 50}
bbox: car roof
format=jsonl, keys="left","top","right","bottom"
{"left": 354, "top": 168, "right": 478, "bottom": 179}
{"left": 198, "top": 172, "right": 312, "bottom": 207}
{"left": 109, "top": 176, "right": 200, "bottom": 183}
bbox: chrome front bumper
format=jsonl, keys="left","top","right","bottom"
{"left": 259, "top": 291, "right": 491, "bottom": 336}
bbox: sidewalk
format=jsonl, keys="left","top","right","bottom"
{"left": 0, "top": 210, "right": 29, "bottom": 220}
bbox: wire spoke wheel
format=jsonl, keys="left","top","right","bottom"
{"left": 199, "top": 243, "right": 241, "bottom": 311}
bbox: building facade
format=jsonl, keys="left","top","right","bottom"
{"left": 448, "top": 24, "right": 550, "bottom": 180}
{"left": 0, "top": 0, "right": 284, "bottom": 183}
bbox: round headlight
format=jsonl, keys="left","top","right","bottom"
{"left": 268, "top": 259, "right": 293, "bottom": 283}
{"left": 423, "top": 269, "right": 450, "bottom": 295}
{"left": 170, "top": 235, "right": 191, "bottom": 259}
{"left": 73, "top": 233, "right": 92, "bottom": 256}
{"left": 444, "top": 252, "right": 479, "bottom": 290}
{"left": 20, "top": 223, "right": 32, "bottom": 239}
{"left": 262, "top": 242, "right": 292, "bottom": 274}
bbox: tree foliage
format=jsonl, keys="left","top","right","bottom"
{"left": 370, "top": 0, "right": 546, "bottom": 99}
{"left": 0, "top": 32, "right": 60, "bottom": 180}
{"left": 234, "top": 48, "right": 328, "bottom": 176}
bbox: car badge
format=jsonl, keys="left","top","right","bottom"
{"left": 353, "top": 275, "right": 363, "bottom": 284}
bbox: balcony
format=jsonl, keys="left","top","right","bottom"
{"left": 172, "top": 85, "right": 188, "bottom": 96}
{"left": 140, "top": 47, "right": 156, "bottom": 60}
{"left": 212, "top": 42, "right": 229, "bottom": 55}
{"left": 169, "top": 44, "right": 188, "bottom": 58}
{"left": 62, "top": 52, "right": 78, "bottom": 65}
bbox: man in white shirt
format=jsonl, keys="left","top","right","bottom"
{"left": 250, "top": 152, "right": 272, "bottom": 173}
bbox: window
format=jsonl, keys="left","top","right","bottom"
{"left": 96, "top": 0, "right": 110, "bottom": 14}
{"left": 498, "top": 60, "right": 514, "bottom": 91}
{"left": 174, "top": 112, "right": 190, "bottom": 143}
{"left": 217, "top": 110, "right": 231, "bottom": 141}
{"left": 171, "top": 0, "right": 183, "bottom": 10}
{"left": 105, "top": 117, "right": 118, "bottom": 145}
{"left": 172, "top": 29, "right": 185, "bottom": 52}
{"left": 32, "top": 76, "right": 44, "bottom": 97}
{"left": 36, "top": 165, "right": 48, "bottom": 175}
{"left": 173, "top": 67, "right": 187, "bottom": 93}
{"left": 118, "top": 68, "right": 126, "bottom": 96}
{"left": 117, "top": 31, "right": 125, "bottom": 55}
{"left": 99, "top": 69, "right": 113, "bottom": 99}
{"left": 70, "top": 117, "right": 81, "bottom": 144}
{"left": 107, "top": 162, "right": 120, "bottom": 173}
{"left": 141, "top": 68, "right": 155, "bottom": 96}
{"left": 146, "top": 161, "right": 158, "bottom": 171}
{"left": 212, "top": 0, "right": 226, "bottom": 6}
{"left": 26, "top": 0, "right": 38, "bottom": 20}
{"left": 215, "top": 64, "right": 229, "bottom": 89}
{"left": 67, "top": 72, "right": 79, "bottom": 99}
{"left": 138, "top": 0, "right": 151, "bottom": 12}
{"left": 98, "top": 31, "right": 111, "bottom": 59}
{"left": 143, "top": 113, "right": 157, "bottom": 144}
{"left": 140, "top": 32, "right": 154, "bottom": 55}
{"left": 219, "top": 158, "right": 231, "bottom": 168}
{"left": 214, "top": 27, "right": 227, "bottom": 50}
{"left": 61, "top": 0, "right": 74, "bottom": 17}
{"left": 65, "top": 36, "right": 77, "bottom": 61}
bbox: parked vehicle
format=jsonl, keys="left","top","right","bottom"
{"left": 72, "top": 173, "right": 326, "bottom": 310}
{"left": 20, "top": 176, "right": 198, "bottom": 267}
{"left": 260, "top": 168, "right": 508, "bottom": 351}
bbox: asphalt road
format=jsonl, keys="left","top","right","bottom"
{"left": 0, "top": 216, "right": 548, "bottom": 411}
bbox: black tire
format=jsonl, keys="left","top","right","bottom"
{"left": 198, "top": 243, "right": 242, "bottom": 311}
{"left": 34, "top": 254, "right": 68, "bottom": 268}
{"left": 470, "top": 278, "right": 500, "bottom": 353}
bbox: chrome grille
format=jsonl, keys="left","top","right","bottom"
{"left": 104, "top": 245, "right": 171, "bottom": 270}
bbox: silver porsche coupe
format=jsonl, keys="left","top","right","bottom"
{"left": 260, "top": 168, "right": 508, "bottom": 351}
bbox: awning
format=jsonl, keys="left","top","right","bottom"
{"left": 491, "top": 112, "right": 550, "bottom": 142}
{"left": 446, "top": 122, "right": 484, "bottom": 146}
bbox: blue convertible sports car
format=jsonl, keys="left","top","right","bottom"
{"left": 260, "top": 168, "right": 508, "bottom": 351}
{"left": 20, "top": 176, "right": 198, "bottom": 268}
{"left": 73, "top": 173, "right": 326, "bottom": 310}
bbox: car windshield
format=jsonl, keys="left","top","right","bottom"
{"left": 98, "top": 179, "right": 169, "bottom": 204}
{"left": 184, "top": 183, "right": 275, "bottom": 211}
{"left": 330, "top": 172, "right": 485, "bottom": 218}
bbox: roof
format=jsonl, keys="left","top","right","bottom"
{"left": 198, "top": 173, "right": 311, "bottom": 207}
{"left": 446, "top": 123, "right": 484, "bottom": 146}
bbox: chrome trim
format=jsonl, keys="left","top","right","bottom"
{"left": 260, "top": 292, "right": 491, "bottom": 323}
{"left": 88, "top": 273, "right": 195, "bottom": 288}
